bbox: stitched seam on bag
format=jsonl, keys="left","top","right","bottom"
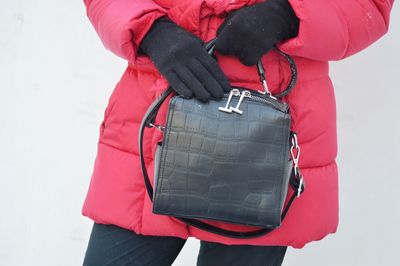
{"left": 278, "top": 113, "right": 292, "bottom": 219}
{"left": 153, "top": 210, "right": 277, "bottom": 228}
{"left": 155, "top": 97, "right": 178, "bottom": 211}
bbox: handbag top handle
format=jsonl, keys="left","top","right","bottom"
{"left": 204, "top": 37, "right": 298, "bottom": 99}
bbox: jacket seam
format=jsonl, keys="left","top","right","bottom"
{"left": 98, "top": 141, "right": 152, "bottom": 160}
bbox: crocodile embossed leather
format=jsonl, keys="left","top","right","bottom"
{"left": 139, "top": 38, "right": 305, "bottom": 238}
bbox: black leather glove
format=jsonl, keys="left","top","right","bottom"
{"left": 215, "top": 0, "right": 299, "bottom": 66}
{"left": 138, "top": 17, "right": 230, "bottom": 102}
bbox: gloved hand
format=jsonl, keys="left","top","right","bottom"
{"left": 215, "top": 0, "right": 299, "bottom": 66}
{"left": 138, "top": 17, "right": 231, "bottom": 102}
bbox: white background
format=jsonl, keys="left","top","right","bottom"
{"left": 0, "top": 1, "right": 399, "bottom": 265}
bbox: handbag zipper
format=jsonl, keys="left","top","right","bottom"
{"left": 221, "top": 88, "right": 289, "bottom": 114}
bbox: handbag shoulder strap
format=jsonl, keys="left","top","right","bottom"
{"left": 139, "top": 87, "right": 174, "bottom": 198}
{"left": 138, "top": 88, "right": 305, "bottom": 239}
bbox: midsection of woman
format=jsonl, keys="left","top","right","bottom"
{"left": 81, "top": 0, "right": 393, "bottom": 248}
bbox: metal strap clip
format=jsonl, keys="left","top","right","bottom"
{"left": 290, "top": 132, "right": 304, "bottom": 197}
{"left": 148, "top": 122, "right": 165, "bottom": 132}
{"left": 257, "top": 61, "right": 277, "bottom": 100}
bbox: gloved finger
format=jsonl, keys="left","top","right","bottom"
{"left": 197, "top": 54, "right": 231, "bottom": 93}
{"left": 165, "top": 69, "right": 193, "bottom": 99}
{"left": 174, "top": 67, "right": 211, "bottom": 102}
{"left": 240, "top": 45, "right": 274, "bottom": 66}
{"left": 216, "top": 18, "right": 230, "bottom": 36}
{"left": 216, "top": 10, "right": 238, "bottom": 36}
{"left": 239, "top": 48, "right": 262, "bottom": 66}
{"left": 188, "top": 58, "right": 226, "bottom": 99}
{"left": 214, "top": 32, "right": 232, "bottom": 56}
{"left": 214, "top": 31, "right": 244, "bottom": 59}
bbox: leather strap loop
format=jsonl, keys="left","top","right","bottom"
{"left": 204, "top": 38, "right": 297, "bottom": 98}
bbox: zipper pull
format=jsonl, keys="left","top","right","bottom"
{"left": 219, "top": 89, "right": 240, "bottom": 113}
{"left": 230, "top": 90, "right": 251, "bottom": 115}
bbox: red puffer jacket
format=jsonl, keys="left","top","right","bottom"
{"left": 81, "top": 0, "right": 393, "bottom": 248}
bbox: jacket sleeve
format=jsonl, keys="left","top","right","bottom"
{"left": 277, "top": 0, "right": 394, "bottom": 61}
{"left": 83, "top": 0, "right": 168, "bottom": 62}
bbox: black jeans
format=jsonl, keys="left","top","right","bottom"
{"left": 83, "top": 223, "right": 287, "bottom": 266}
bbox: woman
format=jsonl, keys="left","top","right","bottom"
{"left": 81, "top": 0, "right": 393, "bottom": 265}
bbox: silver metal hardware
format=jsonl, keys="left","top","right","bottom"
{"left": 149, "top": 122, "right": 165, "bottom": 132}
{"left": 297, "top": 177, "right": 304, "bottom": 197}
{"left": 290, "top": 139, "right": 300, "bottom": 176}
{"left": 258, "top": 80, "right": 277, "bottom": 100}
{"left": 219, "top": 89, "right": 240, "bottom": 113}
{"left": 290, "top": 132, "right": 304, "bottom": 197}
{"left": 230, "top": 90, "right": 251, "bottom": 115}
{"left": 256, "top": 61, "right": 277, "bottom": 100}
{"left": 258, "top": 79, "right": 269, "bottom": 94}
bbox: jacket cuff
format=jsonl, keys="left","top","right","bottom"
{"left": 128, "top": 11, "right": 168, "bottom": 63}
{"left": 86, "top": 0, "right": 168, "bottom": 63}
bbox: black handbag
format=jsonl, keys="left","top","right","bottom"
{"left": 139, "top": 38, "right": 305, "bottom": 238}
